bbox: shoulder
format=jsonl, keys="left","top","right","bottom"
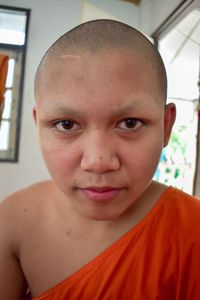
{"left": 0, "top": 180, "right": 57, "bottom": 210}
{"left": 0, "top": 179, "right": 60, "bottom": 219}
{"left": 164, "top": 187, "right": 200, "bottom": 214}
{"left": 166, "top": 190, "right": 200, "bottom": 291}
{"left": 0, "top": 182, "right": 55, "bottom": 300}
{"left": 162, "top": 187, "right": 200, "bottom": 242}
{"left": 0, "top": 180, "right": 57, "bottom": 246}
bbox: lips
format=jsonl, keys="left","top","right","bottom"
{"left": 80, "top": 187, "right": 123, "bottom": 202}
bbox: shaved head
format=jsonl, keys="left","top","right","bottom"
{"left": 34, "top": 19, "right": 167, "bottom": 101}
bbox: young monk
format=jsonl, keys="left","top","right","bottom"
{"left": 0, "top": 19, "right": 200, "bottom": 300}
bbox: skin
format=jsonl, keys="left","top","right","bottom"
{"left": 34, "top": 49, "right": 175, "bottom": 221}
{"left": 0, "top": 49, "right": 176, "bottom": 299}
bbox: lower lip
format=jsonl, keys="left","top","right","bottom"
{"left": 81, "top": 189, "right": 122, "bottom": 202}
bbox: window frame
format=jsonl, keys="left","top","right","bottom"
{"left": 151, "top": 0, "right": 200, "bottom": 195}
{"left": 0, "top": 5, "right": 30, "bottom": 163}
{"left": 152, "top": 0, "right": 200, "bottom": 46}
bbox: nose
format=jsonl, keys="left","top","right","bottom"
{"left": 80, "top": 131, "right": 120, "bottom": 174}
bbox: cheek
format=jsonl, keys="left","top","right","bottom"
{"left": 124, "top": 134, "right": 163, "bottom": 176}
{"left": 40, "top": 139, "right": 79, "bottom": 180}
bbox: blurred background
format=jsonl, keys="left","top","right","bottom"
{"left": 0, "top": 0, "right": 199, "bottom": 199}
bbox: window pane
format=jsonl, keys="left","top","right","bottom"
{"left": 2, "top": 89, "right": 12, "bottom": 119}
{"left": 154, "top": 7, "right": 199, "bottom": 194}
{"left": 0, "top": 120, "right": 10, "bottom": 150}
{"left": 0, "top": 7, "right": 29, "bottom": 162}
{"left": 0, "top": 8, "right": 27, "bottom": 45}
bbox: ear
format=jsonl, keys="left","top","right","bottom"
{"left": 163, "top": 103, "right": 176, "bottom": 147}
{"left": 32, "top": 106, "right": 37, "bottom": 125}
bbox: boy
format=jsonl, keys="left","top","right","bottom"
{"left": 0, "top": 19, "right": 200, "bottom": 300}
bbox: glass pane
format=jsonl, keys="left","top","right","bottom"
{"left": 2, "top": 89, "right": 12, "bottom": 119}
{"left": 0, "top": 8, "right": 27, "bottom": 45}
{"left": 0, "top": 8, "right": 28, "bottom": 161}
{"left": 0, "top": 120, "right": 10, "bottom": 150}
{"left": 5, "top": 58, "right": 15, "bottom": 88}
{"left": 155, "top": 7, "right": 200, "bottom": 194}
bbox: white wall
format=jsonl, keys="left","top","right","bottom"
{"left": 0, "top": 0, "right": 181, "bottom": 199}
{"left": 151, "top": 0, "right": 183, "bottom": 33}
{"left": 81, "top": 0, "right": 152, "bottom": 35}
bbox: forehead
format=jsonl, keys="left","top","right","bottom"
{"left": 35, "top": 49, "right": 162, "bottom": 113}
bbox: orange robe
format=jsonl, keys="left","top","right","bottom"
{"left": 33, "top": 187, "right": 200, "bottom": 299}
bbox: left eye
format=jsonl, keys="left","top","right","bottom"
{"left": 55, "top": 120, "right": 80, "bottom": 132}
{"left": 117, "top": 118, "right": 143, "bottom": 130}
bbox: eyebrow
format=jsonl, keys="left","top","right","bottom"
{"left": 46, "top": 106, "right": 79, "bottom": 115}
{"left": 41, "top": 105, "right": 85, "bottom": 119}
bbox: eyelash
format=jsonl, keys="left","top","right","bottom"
{"left": 52, "top": 118, "right": 146, "bottom": 133}
{"left": 54, "top": 120, "right": 81, "bottom": 132}
{"left": 117, "top": 118, "right": 144, "bottom": 130}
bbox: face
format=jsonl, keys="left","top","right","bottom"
{"left": 34, "top": 49, "right": 175, "bottom": 221}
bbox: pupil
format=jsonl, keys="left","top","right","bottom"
{"left": 62, "top": 120, "right": 74, "bottom": 130}
{"left": 125, "top": 119, "right": 137, "bottom": 128}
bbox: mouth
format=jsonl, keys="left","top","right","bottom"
{"left": 79, "top": 187, "right": 124, "bottom": 202}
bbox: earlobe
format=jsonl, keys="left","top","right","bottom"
{"left": 32, "top": 106, "right": 37, "bottom": 125}
{"left": 163, "top": 103, "right": 176, "bottom": 147}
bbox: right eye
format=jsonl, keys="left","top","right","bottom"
{"left": 117, "top": 118, "right": 144, "bottom": 131}
{"left": 54, "top": 120, "right": 81, "bottom": 132}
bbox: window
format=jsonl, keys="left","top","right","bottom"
{"left": 152, "top": 1, "right": 200, "bottom": 195}
{"left": 0, "top": 6, "right": 30, "bottom": 162}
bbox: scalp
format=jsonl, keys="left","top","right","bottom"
{"left": 34, "top": 19, "right": 167, "bottom": 102}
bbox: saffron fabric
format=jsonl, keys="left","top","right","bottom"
{"left": 33, "top": 187, "right": 200, "bottom": 300}
{"left": 0, "top": 54, "right": 9, "bottom": 121}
